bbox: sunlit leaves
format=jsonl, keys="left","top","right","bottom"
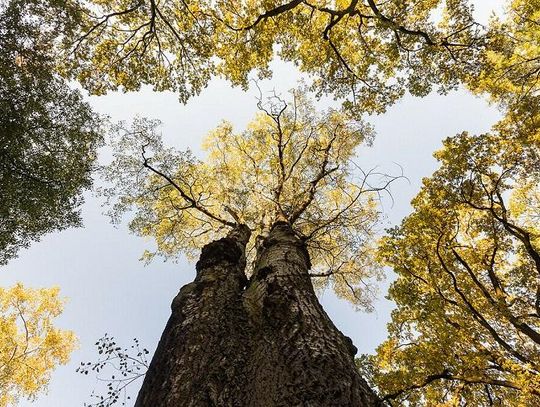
{"left": 470, "top": 0, "right": 540, "bottom": 148}
{"left": 67, "top": 0, "right": 215, "bottom": 101}
{"left": 102, "top": 89, "right": 393, "bottom": 308}
{"left": 473, "top": 0, "right": 540, "bottom": 107}
{"left": 0, "top": 284, "right": 76, "bottom": 407}
{"left": 373, "top": 125, "right": 540, "bottom": 405}
{"left": 66, "top": 0, "right": 482, "bottom": 114}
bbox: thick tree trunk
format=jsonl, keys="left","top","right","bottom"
{"left": 136, "top": 222, "right": 379, "bottom": 406}
{"left": 243, "top": 222, "right": 379, "bottom": 406}
{"left": 135, "top": 225, "right": 252, "bottom": 407}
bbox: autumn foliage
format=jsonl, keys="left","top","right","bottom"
{"left": 0, "top": 284, "right": 76, "bottom": 407}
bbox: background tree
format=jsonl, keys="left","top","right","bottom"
{"left": 373, "top": 123, "right": 540, "bottom": 405}
{"left": 0, "top": 283, "right": 76, "bottom": 407}
{"left": 464, "top": 0, "right": 540, "bottom": 151}
{"left": 0, "top": 0, "right": 103, "bottom": 264}
{"left": 101, "top": 90, "right": 396, "bottom": 405}
{"left": 0, "top": 3, "right": 100, "bottom": 402}
{"left": 66, "top": 0, "right": 482, "bottom": 114}
{"left": 371, "top": 3, "right": 540, "bottom": 403}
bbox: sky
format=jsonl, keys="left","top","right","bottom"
{"left": 0, "top": 2, "right": 506, "bottom": 406}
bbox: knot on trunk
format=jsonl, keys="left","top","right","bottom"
{"left": 226, "top": 223, "right": 251, "bottom": 246}
{"left": 344, "top": 335, "right": 358, "bottom": 356}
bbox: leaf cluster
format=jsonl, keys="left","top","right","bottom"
{"left": 0, "top": 0, "right": 104, "bottom": 265}
{"left": 0, "top": 283, "right": 77, "bottom": 407}
{"left": 66, "top": 0, "right": 484, "bottom": 114}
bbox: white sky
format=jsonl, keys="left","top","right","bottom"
{"left": 1, "top": 2, "right": 506, "bottom": 406}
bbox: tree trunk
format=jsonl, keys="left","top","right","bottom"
{"left": 243, "top": 222, "right": 379, "bottom": 406}
{"left": 135, "top": 225, "right": 252, "bottom": 407}
{"left": 136, "top": 222, "right": 379, "bottom": 406}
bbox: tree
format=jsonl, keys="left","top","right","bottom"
{"left": 370, "top": 3, "right": 540, "bottom": 403}
{"left": 466, "top": 0, "right": 540, "bottom": 149}
{"left": 57, "top": 0, "right": 540, "bottom": 404}
{"left": 66, "top": 0, "right": 482, "bottom": 114}
{"left": 0, "top": 0, "right": 103, "bottom": 264}
{"left": 0, "top": 283, "right": 77, "bottom": 407}
{"left": 101, "top": 91, "right": 396, "bottom": 405}
{"left": 373, "top": 123, "right": 540, "bottom": 405}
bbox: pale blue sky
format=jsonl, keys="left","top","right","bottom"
{"left": 1, "top": 3, "right": 505, "bottom": 406}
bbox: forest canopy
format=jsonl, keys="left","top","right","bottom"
{"left": 67, "top": 0, "right": 483, "bottom": 113}
{"left": 0, "top": 0, "right": 539, "bottom": 405}
{"left": 374, "top": 122, "right": 540, "bottom": 405}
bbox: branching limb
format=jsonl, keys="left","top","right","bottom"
{"left": 141, "top": 144, "right": 235, "bottom": 228}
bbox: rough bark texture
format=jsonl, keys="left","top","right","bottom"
{"left": 244, "top": 222, "right": 379, "bottom": 406}
{"left": 135, "top": 225, "right": 252, "bottom": 407}
{"left": 136, "top": 222, "right": 379, "bottom": 406}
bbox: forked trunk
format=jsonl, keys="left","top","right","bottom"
{"left": 136, "top": 222, "right": 379, "bottom": 406}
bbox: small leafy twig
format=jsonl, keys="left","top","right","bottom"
{"left": 77, "top": 334, "right": 149, "bottom": 407}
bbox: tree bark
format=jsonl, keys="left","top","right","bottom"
{"left": 136, "top": 222, "right": 379, "bottom": 406}
{"left": 243, "top": 222, "right": 379, "bottom": 406}
{"left": 135, "top": 225, "right": 252, "bottom": 407}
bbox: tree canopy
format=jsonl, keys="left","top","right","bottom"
{"left": 0, "top": 0, "right": 103, "bottom": 264}
{"left": 2, "top": 0, "right": 539, "bottom": 404}
{"left": 67, "top": 0, "right": 482, "bottom": 114}
{"left": 473, "top": 0, "right": 540, "bottom": 110}
{"left": 370, "top": 2, "right": 540, "bottom": 403}
{"left": 0, "top": 284, "right": 76, "bottom": 407}
{"left": 101, "top": 90, "right": 398, "bottom": 309}
{"left": 373, "top": 115, "right": 540, "bottom": 405}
